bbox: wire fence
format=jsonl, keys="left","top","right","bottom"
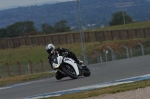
{"left": 0, "top": 42, "right": 150, "bottom": 78}
{"left": 0, "top": 61, "right": 51, "bottom": 78}
{"left": 86, "top": 42, "right": 150, "bottom": 64}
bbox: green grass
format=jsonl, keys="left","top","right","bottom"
{"left": 0, "top": 45, "right": 76, "bottom": 66}
{"left": 42, "top": 79, "right": 150, "bottom": 99}
{"left": 0, "top": 72, "right": 55, "bottom": 87}
{"left": 0, "top": 46, "right": 48, "bottom": 66}
{"left": 88, "top": 21, "right": 150, "bottom": 31}
{"left": 0, "top": 38, "right": 146, "bottom": 66}
{"left": 0, "top": 42, "right": 104, "bottom": 66}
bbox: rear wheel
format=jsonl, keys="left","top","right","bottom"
{"left": 62, "top": 64, "right": 78, "bottom": 79}
{"left": 83, "top": 66, "right": 91, "bottom": 77}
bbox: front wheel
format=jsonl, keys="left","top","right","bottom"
{"left": 55, "top": 71, "right": 65, "bottom": 80}
{"left": 62, "top": 64, "right": 78, "bottom": 79}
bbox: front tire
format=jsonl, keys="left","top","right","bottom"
{"left": 62, "top": 64, "right": 78, "bottom": 79}
{"left": 55, "top": 71, "right": 65, "bottom": 80}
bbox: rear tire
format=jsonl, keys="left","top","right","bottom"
{"left": 83, "top": 66, "right": 91, "bottom": 77}
{"left": 62, "top": 64, "right": 78, "bottom": 79}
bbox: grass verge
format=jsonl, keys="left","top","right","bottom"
{"left": 89, "top": 21, "right": 150, "bottom": 31}
{"left": 0, "top": 72, "right": 55, "bottom": 87}
{"left": 43, "top": 79, "right": 150, "bottom": 99}
{"left": 0, "top": 38, "right": 148, "bottom": 66}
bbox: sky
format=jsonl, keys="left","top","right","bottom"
{"left": 0, "top": 0, "right": 74, "bottom": 10}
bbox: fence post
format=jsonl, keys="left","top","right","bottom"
{"left": 28, "top": 61, "right": 33, "bottom": 74}
{"left": 107, "top": 46, "right": 116, "bottom": 61}
{"left": 130, "top": 47, "right": 133, "bottom": 57}
{"left": 143, "top": 28, "right": 146, "bottom": 38}
{"left": 93, "top": 50, "right": 99, "bottom": 63}
{"left": 103, "top": 50, "right": 108, "bottom": 62}
{"left": 93, "top": 50, "right": 100, "bottom": 63}
{"left": 6, "top": 63, "right": 11, "bottom": 76}
{"left": 110, "top": 31, "right": 113, "bottom": 40}
{"left": 122, "top": 45, "right": 129, "bottom": 58}
{"left": 17, "top": 61, "right": 22, "bottom": 75}
{"left": 80, "top": 53, "right": 88, "bottom": 65}
{"left": 137, "top": 42, "right": 145, "bottom": 56}
{"left": 40, "top": 60, "right": 44, "bottom": 72}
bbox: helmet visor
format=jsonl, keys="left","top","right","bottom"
{"left": 47, "top": 47, "right": 54, "bottom": 54}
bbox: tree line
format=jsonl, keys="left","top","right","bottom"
{"left": 0, "top": 20, "right": 71, "bottom": 38}
{"left": 0, "top": 11, "right": 133, "bottom": 38}
{"left": 109, "top": 11, "right": 133, "bottom": 26}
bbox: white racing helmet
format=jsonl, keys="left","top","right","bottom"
{"left": 46, "top": 44, "right": 55, "bottom": 54}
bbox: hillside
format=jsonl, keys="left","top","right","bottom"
{"left": 0, "top": 0, "right": 150, "bottom": 30}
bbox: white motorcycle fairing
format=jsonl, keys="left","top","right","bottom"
{"left": 52, "top": 56, "right": 63, "bottom": 69}
{"left": 63, "top": 57, "right": 80, "bottom": 76}
{"left": 52, "top": 55, "right": 80, "bottom": 76}
{"left": 52, "top": 53, "right": 91, "bottom": 80}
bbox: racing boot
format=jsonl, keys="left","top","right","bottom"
{"left": 79, "top": 60, "right": 83, "bottom": 65}
{"left": 77, "top": 58, "right": 83, "bottom": 65}
{"left": 77, "top": 59, "right": 84, "bottom": 69}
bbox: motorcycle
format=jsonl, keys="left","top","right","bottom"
{"left": 51, "top": 52, "right": 91, "bottom": 80}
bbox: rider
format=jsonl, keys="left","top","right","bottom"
{"left": 45, "top": 43, "right": 83, "bottom": 69}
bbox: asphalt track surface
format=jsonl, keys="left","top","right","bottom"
{"left": 0, "top": 55, "right": 150, "bottom": 99}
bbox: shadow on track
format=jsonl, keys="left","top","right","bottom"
{"left": 49, "top": 76, "right": 85, "bottom": 84}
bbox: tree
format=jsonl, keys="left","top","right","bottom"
{"left": 54, "top": 20, "right": 71, "bottom": 33}
{"left": 41, "top": 23, "right": 54, "bottom": 34}
{"left": 6, "top": 21, "right": 37, "bottom": 37}
{"left": 109, "top": 11, "right": 133, "bottom": 26}
{"left": 0, "top": 28, "right": 7, "bottom": 38}
{"left": 23, "top": 21, "right": 36, "bottom": 33}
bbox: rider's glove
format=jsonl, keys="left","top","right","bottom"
{"left": 65, "top": 52, "right": 68, "bottom": 55}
